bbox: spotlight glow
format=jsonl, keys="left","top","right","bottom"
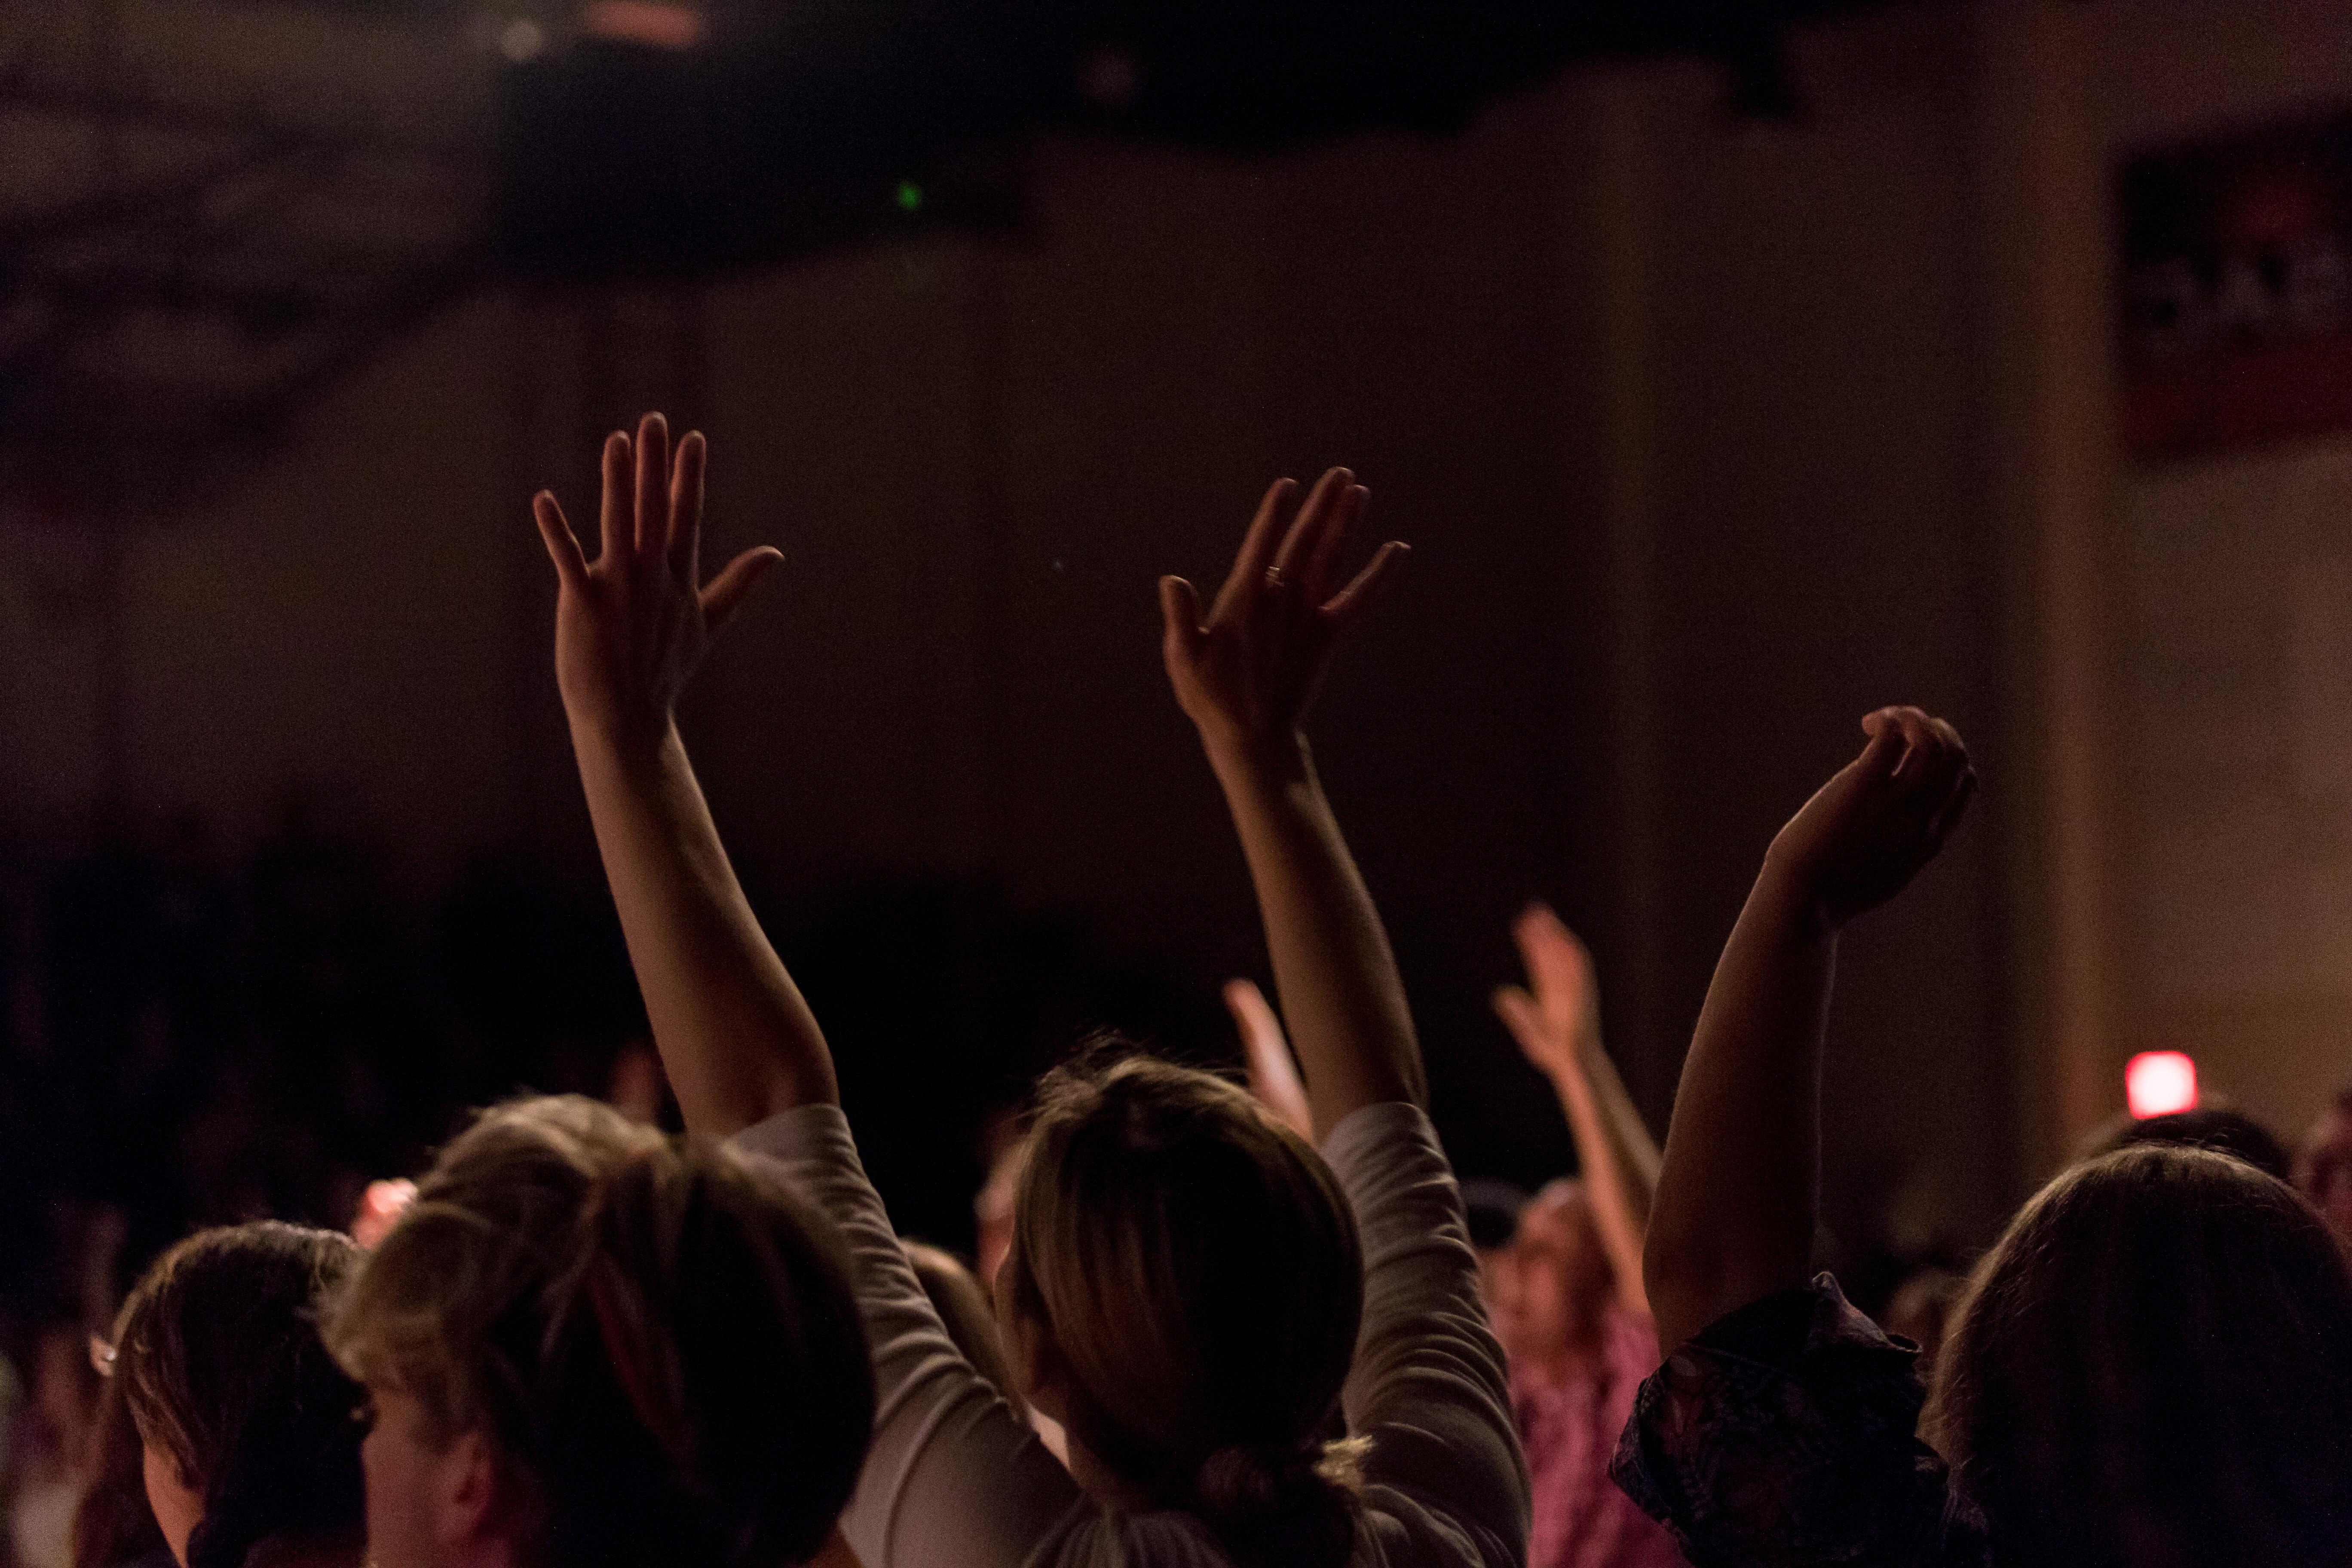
{"left": 500, "top": 18, "right": 546, "bottom": 62}
{"left": 2125, "top": 1050, "right": 2199, "bottom": 1119}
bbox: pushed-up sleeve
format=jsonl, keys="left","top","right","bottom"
{"left": 1320, "top": 1102, "right": 1529, "bottom": 1568}
{"left": 1608, "top": 1274, "right": 1991, "bottom": 1568}
{"left": 732, "top": 1106, "right": 1092, "bottom": 1568}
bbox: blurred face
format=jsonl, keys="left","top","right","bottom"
{"left": 358, "top": 1381, "right": 502, "bottom": 1568}
{"left": 1491, "top": 1183, "right": 1614, "bottom": 1365}
{"left": 2298, "top": 1107, "right": 2352, "bottom": 1244}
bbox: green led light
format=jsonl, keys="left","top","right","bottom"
{"left": 894, "top": 181, "right": 924, "bottom": 213}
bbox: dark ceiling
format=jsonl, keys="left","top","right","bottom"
{"left": 0, "top": 0, "right": 1913, "bottom": 510}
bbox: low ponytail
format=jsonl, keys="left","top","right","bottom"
{"left": 1192, "top": 1436, "right": 1367, "bottom": 1568}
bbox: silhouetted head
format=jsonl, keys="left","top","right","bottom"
{"left": 2082, "top": 1104, "right": 2291, "bottom": 1183}
{"left": 1929, "top": 1145, "right": 2352, "bottom": 1568}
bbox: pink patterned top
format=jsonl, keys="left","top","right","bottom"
{"left": 1514, "top": 1305, "right": 1685, "bottom": 1568}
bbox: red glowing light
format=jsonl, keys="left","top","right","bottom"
{"left": 2125, "top": 1051, "right": 2199, "bottom": 1119}
{"left": 582, "top": 1, "right": 704, "bottom": 50}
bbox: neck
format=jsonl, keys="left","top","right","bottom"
{"left": 1065, "top": 1436, "right": 1164, "bottom": 1515}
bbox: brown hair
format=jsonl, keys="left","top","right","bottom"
{"left": 1928, "top": 1145, "right": 2352, "bottom": 1568}
{"left": 1001, "top": 1053, "right": 1366, "bottom": 1568}
{"left": 326, "top": 1096, "right": 874, "bottom": 1568}
{"left": 111, "top": 1222, "right": 364, "bottom": 1568}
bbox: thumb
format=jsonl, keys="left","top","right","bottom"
{"left": 1492, "top": 985, "right": 1545, "bottom": 1054}
{"left": 701, "top": 546, "right": 783, "bottom": 634}
{"left": 534, "top": 492, "right": 590, "bottom": 593}
{"left": 1855, "top": 709, "right": 1908, "bottom": 777}
{"left": 1158, "top": 576, "right": 1205, "bottom": 666}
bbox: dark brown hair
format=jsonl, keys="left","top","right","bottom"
{"left": 328, "top": 1095, "right": 874, "bottom": 1568}
{"left": 1929, "top": 1145, "right": 2352, "bottom": 1568}
{"left": 1002, "top": 1053, "right": 1366, "bottom": 1568}
{"left": 111, "top": 1222, "right": 365, "bottom": 1568}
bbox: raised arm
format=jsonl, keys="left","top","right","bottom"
{"left": 1494, "top": 904, "right": 1657, "bottom": 1318}
{"left": 1644, "top": 707, "right": 1974, "bottom": 1355}
{"left": 1159, "top": 469, "right": 1420, "bottom": 1136}
{"left": 1226, "top": 976, "right": 1314, "bottom": 1140}
{"left": 533, "top": 414, "right": 831, "bottom": 1136}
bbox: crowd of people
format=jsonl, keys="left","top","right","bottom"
{"left": 6, "top": 414, "right": 2352, "bottom": 1568}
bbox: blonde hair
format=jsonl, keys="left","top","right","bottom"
{"left": 326, "top": 1096, "right": 873, "bottom": 1568}
{"left": 1927, "top": 1145, "right": 2352, "bottom": 1568}
{"left": 1002, "top": 1052, "right": 1366, "bottom": 1568}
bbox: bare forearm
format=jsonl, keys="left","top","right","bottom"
{"left": 1644, "top": 866, "right": 1832, "bottom": 1354}
{"left": 1551, "top": 1049, "right": 1658, "bottom": 1316}
{"left": 1209, "top": 734, "right": 1424, "bottom": 1136}
{"left": 571, "top": 719, "right": 837, "bottom": 1135}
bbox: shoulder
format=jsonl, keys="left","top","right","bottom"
{"left": 1355, "top": 1483, "right": 1521, "bottom": 1568}
{"left": 1609, "top": 1275, "right": 1989, "bottom": 1568}
{"left": 1030, "top": 1510, "right": 1235, "bottom": 1568}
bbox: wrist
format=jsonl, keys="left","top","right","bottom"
{"left": 1201, "top": 726, "right": 1315, "bottom": 789}
{"left": 1752, "top": 852, "right": 1838, "bottom": 940}
{"left": 567, "top": 702, "right": 681, "bottom": 775}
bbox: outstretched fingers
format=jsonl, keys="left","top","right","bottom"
{"left": 667, "top": 429, "right": 706, "bottom": 582}
{"left": 1209, "top": 478, "right": 1301, "bottom": 624}
{"left": 1322, "top": 539, "right": 1409, "bottom": 629}
{"left": 1302, "top": 482, "right": 1368, "bottom": 600}
{"left": 1270, "top": 467, "right": 1354, "bottom": 587}
{"left": 597, "top": 430, "right": 632, "bottom": 566}
{"left": 634, "top": 413, "right": 671, "bottom": 559}
{"left": 1514, "top": 902, "right": 1593, "bottom": 1019}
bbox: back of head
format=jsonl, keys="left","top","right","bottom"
{"left": 113, "top": 1222, "right": 364, "bottom": 1568}
{"left": 327, "top": 1095, "right": 875, "bottom": 1568}
{"left": 1003, "top": 1053, "right": 1365, "bottom": 1568}
{"left": 2081, "top": 1105, "right": 2293, "bottom": 1183}
{"left": 1929, "top": 1145, "right": 2352, "bottom": 1568}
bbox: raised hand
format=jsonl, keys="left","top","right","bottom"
{"left": 1492, "top": 903, "right": 1602, "bottom": 1081}
{"left": 532, "top": 413, "right": 781, "bottom": 747}
{"left": 1225, "top": 977, "right": 1313, "bottom": 1140}
{"left": 1163, "top": 469, "right": 1424, "bottom": 1130}
{"left": 1763, "top": 706, "right": 1977, "bottom": 931}
{"left": 1158, "top": 468, "right": 1408, "bottom": 758}
{"left": 539, "top": 420, "right": 836, "bottom": 1130}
